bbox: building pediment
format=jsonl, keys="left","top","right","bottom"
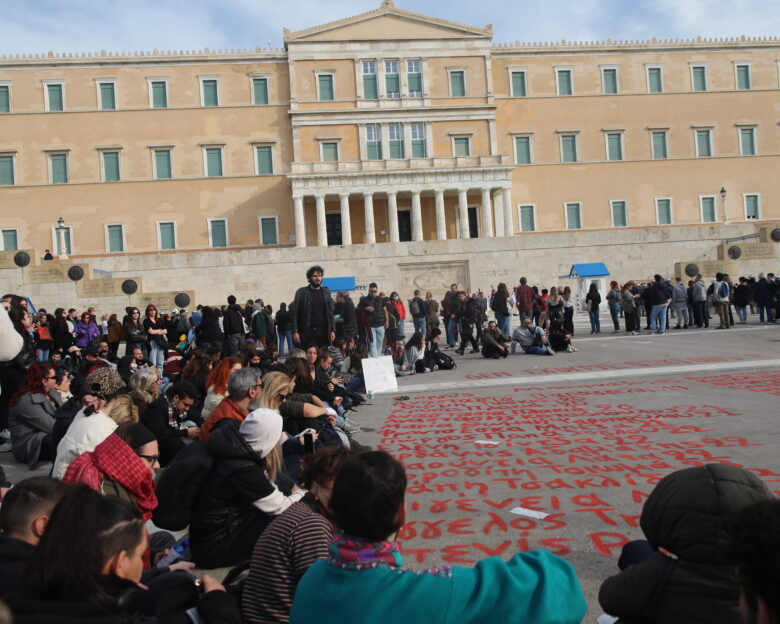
{"left": 284, "top": 1, "right": 491, "bottom": 44}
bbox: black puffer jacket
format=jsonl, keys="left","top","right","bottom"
{"left": 599, "top": 464, "right": 772, "bottom": 624}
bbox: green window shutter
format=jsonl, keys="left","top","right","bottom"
{"left": 363, "top": 74, "right": 377, "bottom": 99}
{"left": 103, "top": 152, "right": 120, "bottom": 181}
{"left": 202, "top": 80, "right": 218, "bottom": 106}
{"left": 648, "top": 68, "right": 662, "bottom": 93}
{"left": 657, "top": 199, "right": 672, "bottom": 224}
{"left": 152, "top": 81, "right": 167, "bottom": 108}
{"left": 107, "top": 225, "right": 124, "bottom": 252}
{"left": 411, "top": 140, "right": 426, "bottom": 158}
{"left": 0, "top": 86, "right": 10, "bottom": 113}
{"left": 561, "top": 135, "right": 577, "bottom": 162}
{"left": 389, "top": 140, "right": 404, "bottom": 159}
{"left": 210, "top": 220, "right": 227, "bottom": 247}
{"left": 745, "top": 195, "right": 759, "bottom": 219}
{"left": 385, "top": 73, "right": 400, "bottom": 97}
{"left": 450, "top": 71, "right": 465, "bottom": 97}
{"left": 603, "top": 68, "right": 617, "bottom": 94}
{"left": 322, "top": 142, "right": 338, "bottom": 162}
{"left": 0, "top": 156, "right": 14, "bottom": 186}
{"left": 206, "top": 148, "right": 223, "bottom": 176}
{"left": 696, "top": 130, "right": 711, "bottom": 157}
{"left": 48, "top": 84, "right": 63, "bottom": 111}
{"left": 260, "top": 217, "right": 278, "bottom": 245}
{"left": 737, "top": 65, "right": 751, "bottom": 90}
{"left": 692, "top": 66, "right": 707, "bottom": 91}
{"left": 2, "top": 230, "right": 18, "bottom": 251}
{"left": 515, "top": 136, "right": 531, "bottom": 164}
{"left": 557, "top": 70, "right": 572, "bottom": 95}
{"left": 520, "top": 206, "right": 535, "bottom": 232}
{"left": 607, "top": 133, "right": 622, "bottom": 161}
{"left": 652, "top": 132, "right": 668, "bottom": 159}
{"left": 566, "top": 203, "right": 581, "bottom": 229}
{"left": 454, "top": 137, "right": 470, "bottom": 156}
{"left": 253, "top": 78, "right": 268, "bottom": 105}
{"left": 612, "top": 201, "right": 627, "bottom": 227}
{"left": 51, "top": 154, "right": 68, "bottom": 183}
{"left": 408, "top": 73, "right": 422, "bottom": 95}
{"left": 318, "top": 75, "right": 334, "bottom": 101}
{"left": 155, "top": 150, "right": 172, "bottom": 179}
{"left": 511, "top": 71, "right": 526, "bottom": 97}
{"left": 159, "top": 223, "right": 175, "bottom": 249}
{"left": 740, "top": 129, "right": 755, "bottom": 155}
{"left": 100, "top": 83, "right": 115, "bottom": 110}
{"left": 256, "top": 146, "right": 273, "bottom": 174}
{"left": 367, "top": 141, "right": 382, "bottom": 160}
{"left": 701, "top": 197, "right": 716, "bottom": 222}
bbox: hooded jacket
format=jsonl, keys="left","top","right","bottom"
{"left": 0, "top": 535, "right": 34, "bottom": 595}
{"left": 598, "top": 464, "right": 772, "bottom": 624}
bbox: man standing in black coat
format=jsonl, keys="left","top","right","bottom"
{"left": 290, "top": 266, "right": 335, "bottom": 348}
{"left": 223, "top": 295, "right": 246, "bottom": 356}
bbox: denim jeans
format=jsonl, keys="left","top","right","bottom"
{"left": 588, "top": 310, "right": 600, "bottom": 333}
{"left": 278, "top": 330, "right": 293, "bottom": 355}
{"left": 36, "top": 349, "right": 50, "bottom": 362}
{"left": 523, "top": 345, "right": 551, "bottom": 356}
{"left": 650, "top": 304, "right": 669, "bottom": 333}
{"left": 412, "top": 317, "right": 426, "bottom": 337}
{"left": 735, "top": 305, "right": 747, "bottom": 322}
{"left": 758, "top": 304, "right": 773, "bottom": 323}
{"left": 149, "top": 341, "right": 165, "bottom": 370}
{"left": 494, "top": 311, "right": 511, "bottom": 337}
{"left": 370, "top": 326, "right": 385, "bottom": 358}
{"left": 346, "top": 376, "right": 365, "bottom": 392}
{"left": 446, "top": 317, "right": 456, "bottom": 347}
{"left": 608, "top": 303, "right": 621, "bottom": 330}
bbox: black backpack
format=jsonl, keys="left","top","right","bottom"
{"left": 153, "top": 441, "right": 214, "bottom": 531}
{"left": 433, "top": 350, "right": 456, "bottom": 370}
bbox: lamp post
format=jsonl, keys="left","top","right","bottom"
{"left": 720, "top": 187, "right": 728, "bottom": 225}
{"left": 55, "top": 217, "right": 68, "bottom": 260}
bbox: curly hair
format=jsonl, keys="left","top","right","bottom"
{"left": 204, "top": 356, "right": 241, "bottom": 395}
{"left": 10, "top": 362, "right": 54, "bottom": 406}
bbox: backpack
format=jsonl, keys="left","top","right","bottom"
{"left": 719, "top": 282, "right": 729, "bottom": 299}
{"left": 153, "top": 441, "right": 214, "bottom": 531}
{"left": 409, "top": 298, "right": 421, "bottom": 317}
{"left": 433, "top": 350, "right": 456, "bottom": 370}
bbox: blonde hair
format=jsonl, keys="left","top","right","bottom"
{"left": 264, "top": 439, "right": 283, "bottom": 483}
{"left": 128, "top": 368, "right": 159, "bottom": 408}
{"left": 108, "top": 394, "right": 139, "bottom": 424}
{"left": 261, "top": 371, "right": 293, "bottom": 410}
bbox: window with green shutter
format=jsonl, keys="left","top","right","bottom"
{"left": 210, "top": 220, "right": 227, "bottom": 247}
{"left": 318, "top": 74, "right": 334, "bottom": 101}
{"left": 2, "top": 230, "right": 18, "bottom": 251}
{"left": 520, "top": 205, "right": 535, "bottom": 232}
{"left": 155, "top": 150, "right": 172, "bottom": 179}
{"left": 652, "top": 132, "right": 668, "bottom": 159}
{"left": 50, "top": 154, "right": 68, "bottom": 183}
{"left": 206, "top": 148, "right": 223, "bottom": 177}
{"left": 107, "top": 224, "right": 124, "bottom": 252}
{"left": 647, "top": 67, "right": 663, "bottom": 93}
{"left": 612, "top": 201, "right": 627, "bottom": 227}
{"left": 159, "top": 222, "right": 175, "bottom": 250}
{"left": 696, "top": 130, "right": 712, "bottom": 157}
{"left": 99, "top": 82, "right": 115, "bottom": 110}
{"left": 740, "top": 128, "right": 755, "bottom": 155}
{"left": 0, "top": 85, "right": 10, "bottom": 113}
{"left": 47, "top": 84, "right": 63, "bottom": 111}
{"left": 692, "top": 66, "right": 707, "bottom": 92}
{"left": 256, "top": 146, "right": 273, "bottom": 174}
{"left": 407, "top": 59, "right": 422, "bottom": 97}
{"left": 0, "top": 156, "right": 14, "bottom": 186}
{"left": 202, "top": 79, "right": 218, "bottom": 107}
{"left": 385, "top": 60, "right": 399, "bottom": 98}
{"left": 252, "top": 78, "right": 268, "bottom": 105}
{"left": 389, "top": 124, "right": 404, "bottom": 159}
{"left": 321, "top": 142, "right": 338, "bottom": 162}
{"left": 745, "top": 194, "right": 759, "bottom": 219}
{"left": 607, "top": 133, "right": 623, "bottom": 161}
{"left": 701, "top": 197, "right": 716, "bottom": 222}
{"left": 515, "top": 136, "right": 531, "bottom": 164}
{"left": 657, "top": 199, "right": 672, "bottom": 224}
{"left": 511, "top": 71, "right": 526, "bottom": 97}
{"left": 602, "top": 68, "right": 617, "bottom": 94}
{"left": 362, "top": 62, "right": 377, "bottom": 100}
{"left": 557, "top": 69, "right": 572, "bottom": 95}
{"left": 453, "top": 137, "right": 470, "bottom": 157}
{"left": 736, "top": 65, "right": 751, "bottom": 90}
{"left": 450, "top": 71, "right": 465, "bottom": 97}
{"left": 102, "top": 152, "right": 120, "bottom": 182}
{"left": 151, "top": 81, "right": 167, "bottom": 108}
{"left": 566, "top": 203, "right": 582, "bottom": 229}
{"left": 561, "top": 135, "right": 577, "bottom": 162}
{"left": 260, "top": 217, "right": 278, "bottom": 245}
{"left": 366, "top": 125, "right": 382, "bottom": 160}
{"left": 410, "top": 123, "right": 426, "bottom": 158}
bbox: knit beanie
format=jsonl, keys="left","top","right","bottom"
{"left": 122, "top": 423, "right": 157, "bottom": 451}
{"left": 239, "top": 408, "right": 284, "bottom": 457}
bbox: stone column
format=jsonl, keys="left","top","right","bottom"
{"left": 435, "top": 190, "right": 446, "bottom": 240}
{"left": 315, "top": 194, "right": 327, "bottom": 247}
{"left": 502, "top": 187, "right": 513, "bottom": 237}
{"left": 294, "top": 196, "right": 306, "bottom": 247}
{"left": 457, "top": 189, "right": 469, "bottom": 239}
{"left": 339, "top": 193, "right": 352, "bottom": 245}
{"left": 363, "top": 192, "right": 376, "bottom": 244}
{"left": 411, "top": 191, "right": 423, "bottom": 241}
{"left": 481, "top": 188, "right": 494, "bottom": 238}
{"left": 387, "top": 192, "right": 399, "bottom": 243}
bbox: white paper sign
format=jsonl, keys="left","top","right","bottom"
{"left": 510, "top": 506, "right": 549, "bottom": 520}
{"left": 474, "top": 440, "right": 500, "bottom": 446}
{"left": 362, "top": 356, "right": 398, "bottom": 394}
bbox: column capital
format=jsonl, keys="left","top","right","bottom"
{"left": 363, "top": 191, "right": 374, "bottom": 199}
{"left": 338, "top": 192, "right": 350, "bottom": 199}
{"left": 313, "top": 193, "right": 326, "bottom": 199}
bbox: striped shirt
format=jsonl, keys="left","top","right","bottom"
{"left": 241, "top": 496, "right": 334, "bottom": 624}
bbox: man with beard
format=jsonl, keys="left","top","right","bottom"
{"left": 200, "top": 367, "right": 263, "bottom": 440}
{"left": 291, "top": 266, "right": 335, "bottom": 349}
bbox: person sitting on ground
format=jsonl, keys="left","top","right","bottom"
{"left": 7, "top": 485, "right": 240, "bottom": 623}
{"left": 290, "top": 450, "right": 586, "bottom": 623}
{"left": 52, "top": 367, "right": 126, "bottom": 479}
{"left": 117, "top": 346, "right": 154, "bottom": 385}
{"left": 512, "top": 317, "right": 555, "bottom": 356}
{"left": 385, "top": 334, "right": 414, "bottom": 377}
{"left": 127, "top": 366, "right": 162, "bottom": 417}
{"left": 727, "top": 499, "right": 780, "bottom": 624}
{"left": 190, "top": 408, "right": 306, "bottom": 569}
{"left": 548, "top": 319, "right": 576, "bottom": 353}
{"left": 242, "top": 445, "right": 351, "bottom": 624}
{"left": 140, "top": 381, "right": 202, "bottom": 466}
{"left": 200, "top": 367, "right": 263, "bottom": 440}
{"left": 0, "top": 477, "right": 70, "bottom": 595}
{"left": 404, "top": 332, "right": 428, "bottom": 373}
{"left": 481, "top": 320, "right": 510, "bottom": 359}
{"left": 201, "top": 356, "right": 242, "bottom": 420}
{"left": 598, "top": 464, "right": 773, "bottom": 624}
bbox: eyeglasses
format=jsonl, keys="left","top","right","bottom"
{"left": 45, "top": 375, "right": 56, "bottom": 380}
{"left": 137, "top": 453, "right": 160, "bottom": 466}
{"left": 276, "top": 393, "right": 289, "bottom": 402}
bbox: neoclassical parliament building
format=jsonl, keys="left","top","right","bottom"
{"left": 1, "top": 1, "right": 779, "bottom": 307}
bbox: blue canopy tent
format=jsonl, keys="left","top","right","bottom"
{"left": 322, "top": 277, "right": 356, "bottom": 291}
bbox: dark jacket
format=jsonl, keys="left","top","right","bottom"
{"left": 290, "top": 286, "right": 335, "bottom": 336}
{"left": 194, "top": 318, "right": 223, "bottom": 347}
{"left": 357, "top": 295, "right": 386, "bottom": 327}
{"left": 51, "top": 396, "right": 83, "bottom": 452}
{"left": 598, "top": 464, "right": 772, "bottom": 624}
{"left": 334, "top": 297, "right": 357, "bottom": 338}
{"left": 222, "top": 304, "right": 245, "bottom": 336}
{"left": 123, "top": 320, "right": 146, "bottom": 350}
{"left": 140, "top": 397, "right": 203, "bottom": 467}
{"left": 490, "top": 292, "right": 509, "bottom": 316}
{"left": 650, "top": 280, "right": 672, "bottom": 306}
{"left": 274, "top": 309, "right": 291, "bottom": 332}
{"left": 117, "top": 355, "right": 153, "bottom": 385}
{"left": 733, "top": 283, "right": 751, "bottom": 307}
{"left": 754, "top": 278, "right": 771, "bottom": 305}
{"left": 9, "top": 391, "right": 62, "bottom": 468}
{"left": 0, "top": 535, "right": 33, "bottom": 596}
{"left": 585, "top": 291, "right": 601, "bottom": 311}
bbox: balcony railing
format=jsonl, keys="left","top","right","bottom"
{"left": 290, "top": 155, "right": 511, "bottom": 175}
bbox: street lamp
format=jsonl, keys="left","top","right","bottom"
{"left": 720, "top": 187, "right": 728, "bottom": 224}
{"left": 55, "top": 217, "right": 68, "bottom": 260}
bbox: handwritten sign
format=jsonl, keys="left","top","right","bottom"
{"left": 362, "top": 356, "right": 398, "bottom": 394}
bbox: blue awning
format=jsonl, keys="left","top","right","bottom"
{"left": 322, "top": 276, "right": 356, "bottom": 291}
{"left": 567, "top": 263, "right": 610, "bottom": 278}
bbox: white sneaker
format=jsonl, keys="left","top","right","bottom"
{"left": 0, "top": 429, "right": 10, "bottom": 442}
{"left": 0, "top": 442, "right": 12, "bottom": 453}
{"left": 545, "top": 345, "right": 555, "bottom": 355}
{"left": 566, "top": 345, "right": 574, "bottom": 353}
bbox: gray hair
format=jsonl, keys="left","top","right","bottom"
{"left": 128, "top": 368, "right": 160, "bottom": 406}
{"left": 228, "top": 366, "right": 262, "bottom": 400}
